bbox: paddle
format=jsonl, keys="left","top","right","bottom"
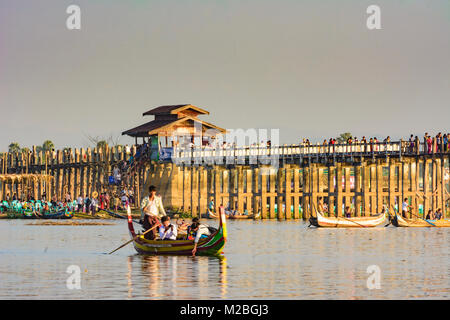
{"left": 108, "top": 223, "right": 160, "bottom": 254}
{"left": 340, "top": 214, "right": 368, "bottom": 228}
{"left": 409, "top": 211, "right": 436, "bottom": 227}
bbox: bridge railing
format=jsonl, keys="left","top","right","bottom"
{"left": 171, "top": 139, "right": 448, "bottom": 165}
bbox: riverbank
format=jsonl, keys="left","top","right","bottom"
{"left": 0, "top": 209, "right": 187, "bottom": 220}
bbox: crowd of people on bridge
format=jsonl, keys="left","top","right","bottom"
{"left": 297, "top": 132, "right": 449, "bottom": 155}
{"left": 171, "top": 132, "right": 449, "bottom": 155}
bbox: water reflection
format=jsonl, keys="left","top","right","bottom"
{"left": 0, "top": 220, "right": 448, "bottom": 299}
{"left": 127, "top": 254, "right": 228, "bottom": 299}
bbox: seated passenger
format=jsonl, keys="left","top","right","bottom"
{"left": 344, "top": 206, "right": 352, "bottom": 218}
{"left": 186, "top": 217, "right": 200, "bottom": 240}
{"left": 191, "top": 221, "right": 212, "bottom": 256}
{"left": 158, "top": 216, "right": 177, "bottom": 240}
{"left": 434, "top": 208, "right": 443, "bottom": 220}
{"left": 425, "top": 210, "right": 434, "bottom": 220}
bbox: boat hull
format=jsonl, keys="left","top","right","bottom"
{"left": 310, "top": 212, "right": 386, "bottom": 228}
{"left": 99, "top": 209, "right": 127, "bottom": 219}
{"left": 38, "top": 210, "right": 73, "bottom": 219}
{"left": 128, "top": 207, "right": 227, "bottom": 256}
{"left": 228, "top": 212, "right": 261, "bottom": 220}
{"left": 392, "top": 214, "right": 450, "bottom": 227}
{"left": 204, "top": 210, "right": 219, "bottom": 219}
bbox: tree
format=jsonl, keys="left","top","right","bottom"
{"left": 84, "top": 133, "right": 122, "bottom": 149}
{"left": 337, "top": 133, "right": 353, "bottom": 144}
{"left": 42, "top": 140, "right": 55, "bottom": 152}
{"left": 97, "top": 140, "right": 108, "bottom": 149}
{"left": 8, "top": 142, "right": 21, "bottom": 153}
{"left": 21, "top": 147, "right": 30, "bottom": 153}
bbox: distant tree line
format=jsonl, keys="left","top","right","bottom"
{"left": 7, "top": 137, "right": 123, "bottom": 154}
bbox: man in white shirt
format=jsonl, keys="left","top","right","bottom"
{"left": 159, "top": 216, "right": 177, "bottom": 240}
{"left": 140, "top": 185, "right": 166, "bottom": 240}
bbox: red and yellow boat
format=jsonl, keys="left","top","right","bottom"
{"left": 127, "top": 206, "right": 227, "bottom": 256}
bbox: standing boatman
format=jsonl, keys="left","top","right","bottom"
{"left": 140, "top": 185, "right": 166, "bottom": 240}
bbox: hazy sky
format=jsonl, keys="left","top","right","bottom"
{"left": 1, "top": 0, "right": 449, "bottom": 151}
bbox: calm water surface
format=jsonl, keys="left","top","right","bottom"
{"left": 0, "top": 219, "right": 448, "bottom": 299}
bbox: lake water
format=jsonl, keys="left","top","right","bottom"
{"left": 0, "top": 219, "right": 448, "bottom": 299}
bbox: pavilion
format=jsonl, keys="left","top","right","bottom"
{"left": 122, "top": 104, "right": 226, "bottom": 159}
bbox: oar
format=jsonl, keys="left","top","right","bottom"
{"left": 409, "top": 211, "right": 436, "bottom": 227}
{"left": 108, "top": 223, "right": 160, "bottom": 254}
{"left": 340, "top": 215, "right": 368, "bottom": 228}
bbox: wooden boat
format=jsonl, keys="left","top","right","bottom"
{"left": 227, "top": 211, "right": 261, "bottom": 220}
{"left": 36, "top": 210, "right": 73, "bottom": 219}
{"left": 204, "top": 210, "right": 219, "bottom": 219}
{"left": 127, "top": 206, "right": 227, "bottom": 256}
{"left": 99, "top": 209, "right": 127, "bottom": 219}
{"left": 310, "top": 211, "right": 386, "bottom": 228}
{"left": 72, "top": 212, "right": 97, "bottom": 219}
{"left": 392, "top": 213, "right": 450, "bottom": 227}
{"left": 23, "top": 211, "right": 38, "bottom": 219}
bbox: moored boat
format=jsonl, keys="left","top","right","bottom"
{"left": 228, "top": 211, "right": 261, "bottom": 220}
{"left": 72, "top": 212, "right": 97, "bottom": 219}
{"left": 204, "top": 210, "right": 219, "bottom": 219}
{"left": 37, "top": 210, "right": 73, "bottom": 219}
{"left": 310, "top": 211, "right": 386, "bottom": 228}
{"left": 127, "top": 206, "right": 227, "bottom": 256}
{"left": 99, "top": 209, "right": 127, "bottom": 219}
{"left": 392, "top": 213, "right": 450, "bottom": 227}
{"left": 23, "top": 211, "right": 37, "bottom": 219}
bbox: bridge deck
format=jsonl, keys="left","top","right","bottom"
{"left": 172, "top": 141, "right": 447, "bottom": 166}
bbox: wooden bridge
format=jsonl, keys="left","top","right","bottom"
{"left": 1, "top": 139, "right": 449, "bottom": 220}
{"left": 172, "top": 139, "right": 442, "bottom": 166}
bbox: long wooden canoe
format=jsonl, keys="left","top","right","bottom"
{"left": 127, "top": 206, "right": 227, "bottom": 256}
{"left": 310, "top": 211, "right": 386, "bottom": 228}
{"left": 72, "top": 212, "right": 97, "bottom": 219}
{"left": 392, "top": 213, "right": 450, "bottom": 227}
{"left": 204, "top": 210, "right": 219, "bottom": 219}
{"left": 37, "top": 210, "right": 73, "bottom": 219}
{"left": 99, "top": 209, "right": 127, "bottom": 219}
{"left": 227, "top": 211, "right": 261, "bottom": 220}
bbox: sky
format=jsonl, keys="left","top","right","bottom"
{"left": 1, "top": 0, "right": 449, "bottom": 151}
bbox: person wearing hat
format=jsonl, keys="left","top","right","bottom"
{"left": 140, "top": 185, "right": 166, "bottom": 240}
